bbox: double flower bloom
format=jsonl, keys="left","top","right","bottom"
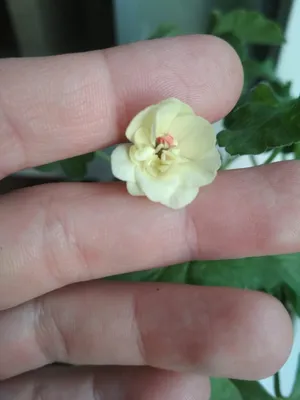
{"left": 112, "top": 98, "right": 221, "bottom": 209}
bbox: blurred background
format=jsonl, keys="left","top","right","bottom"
{"left": 0, "top": 0, "right": 293, "bottom": 56}
{"left": 1, "top": 1, "right": 300, "bottom": 397}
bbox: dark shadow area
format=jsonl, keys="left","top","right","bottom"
{"left": 0, "top": 0, "right": 115, "bottom": 58}
{"left": 0, "top": 0, "right": 19, "bottom": 57}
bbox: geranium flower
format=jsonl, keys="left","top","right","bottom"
{"left": 111, "top": 98, "right": 221, "bottom": 209}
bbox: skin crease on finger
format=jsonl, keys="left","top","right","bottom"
{"left": 0, "top": 282, "right": 293, "bottom": 381}
{"left": 0, "top": 367, "right": 211, "bottom": 400}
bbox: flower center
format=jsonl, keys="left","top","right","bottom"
{"left": 129, "top": 133, "right": 185, "bottom": 177}
{"left": 156, "top": 134, "right": 175, "bottom": 147}
{"left": 155, "top": 134, "right": 177, "bottom": 158}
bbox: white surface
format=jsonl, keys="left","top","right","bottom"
{"left": 276, "top": 0, "right": 300, "bottom": 97}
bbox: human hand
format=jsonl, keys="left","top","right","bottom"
{"left": 0, "top": 36, "right": 295, "bottom": 399}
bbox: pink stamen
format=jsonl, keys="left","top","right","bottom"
{"left": 156, "top": 134, "right": 174, "bottom": 147}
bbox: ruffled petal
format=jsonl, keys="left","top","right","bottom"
{"left": 197, "top": 148, "right": 222, "bottom": 171}
{"left": 154, "top": 98, "right": 194, "bottom": 137}
{"left": 168, "top": 160, "right": 218, "bottom": 188}
{"left": 135, "top": 167, "right": 180, "bottom": 205}
{"left": 125, "top": 105, "right": 157, "bottom": 142}
{"left": 167, "top": 185, "right": 199, "bottom": 209}
{"left": 170, "top": 115, "right": 216, "bottom": 160}
{"left": 133, "top": 146, "right": 155, "bottom": 161}
{"left": 133, "top": 127, "right": 152, "bottom": 147}
{"left": 111, "top": 144, "right": 135, "bottom": 182}
{"left": 127, "top": 181, "right": 144, "bottom": 196}
{"left": 135, "top": 167, "right": 200, "bottom": 209}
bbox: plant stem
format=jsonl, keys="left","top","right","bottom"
{"left": 249, "top": 154, "right": 258, "bottom": 166}
{"left": 95, "top": 150, "right": 111, "bottom": 163}
{"left": 220, "top": 155, "right": 238, "bottom": 170}
{"left": 263, "top": 148, "right": 281, "bottom": 164}
{"left": 274, "top": 371, "right": 283, "bottom": 398}
{"left": 273, "top": 285, "right": 291, "bottom": 399}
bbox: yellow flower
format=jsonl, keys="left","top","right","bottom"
{"left": 111, "top": 98, "right": 221, "bottom": 209}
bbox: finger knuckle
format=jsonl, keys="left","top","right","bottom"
{"left": 34, "top": 296, "right": 70, "bottom": 363}
{"left": 40, "top": 187, "right": 89, "bottom": 286}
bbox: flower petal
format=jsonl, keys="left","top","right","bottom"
{"left": 125, "top": 105, "right": 157, "bottom": 142}
{"left": 197, "top": 148, "right": 222, "bottom": 171}
{"left": 126, "top": 181, "right": 144, "bottom": 196}
{"left": 167, "top": 185, "right": 199, "bottom": 209}
{"left": 133, "top": 127, "right": 152, "bottom": 147}
{"left": 154, "top": 98, "right": 194, "bottom": 137}
{"left": 111, "top": 143, "right": 135, "bottom": 182}
{"left": 135, "top": 168, "right": 180, "bottom": 205}
{"left": 169, "top": 160, "right": 218, "bottom": 188}
{"left": 170, "top": 115, "right": 216, "bottom": 160}
{"left": 135, "top": 167, "right": 199, "bottom": 209}
{"left": 133, "top": 146, "right": 155, "bottom": 161}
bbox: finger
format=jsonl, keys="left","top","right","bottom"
{"left": 1, "top": 161, "right": 300, "bottom": 309}
{"left": 0, "top": 35, "right": 243, "bottom": 178}
{"left": 0, "top": 282, "right": 292, "bottom": 380}
{"left": 0, "top": 366, "right": 210, "bottom": 400}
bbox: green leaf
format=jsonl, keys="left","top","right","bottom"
{"left": 243, "top": 58, "right": 276, "bottom": 88}
{"left": 208, "top": 11, "right": 247, "bottom": 60}
{"left": 207, "top": 9, "right": 222, "bottom": 35}
{"left": 60, "top": 152, "right": 95, "bottom": 180}
{"left": 282, "top": 144, "right": 295, "bottom": 154}
{"left": 35, "top": 161, "right": 61, "bottom": 173}
{"left": 210, "top": 378, "right": 242, "bottom": 400}
{"left": 106, "top": 264, "right": 193, "bottom": 284}
{"left": 219, "top": 33, "right": 248, "bottom": 62}
{"left": 187, "top": 257, "right": 282, "bottom": 291}
{"left": 106, "top": 254, "right": 296, "bottom": 293}
{"left": 232, "top": 380, "right": 273, "bottom": 400}
{"left": 218, "top": 83, "right": 300, "bottom": 155}
{"left": 283, "top": 142, "right": 300, "bottom": 158}
{"left": 270, "top": 80, "right": 292, "bottom": 99}
{"left": 290, "top": 356, "right": 300, "bottom": 399}
{"left": 279, "top": 254, "right": 300, "bottom": 297}
{"left": 106, "top": 253, "right": 300, "bottom": 311}
{"left": 212, "top": 9, "right": 285, "bottom": 45}
{"left": 95, "top": 150, "right": 111, "bottom": 162}
{"left": 154, "top": 263, "right": 191, "bottom": 284}
{"left": 243, "top": 58, "right": 275, "bottom": 80}
{"left": 294, "top": 143, "right": 300, "bottom": 160}
{"left": 148, "top": 24, "right": 180, "bottom": 39}
{"left": 106, "top": 267, "right": 164, "bottom": 283}
{"left": 283, "top": 285, "right": 300, "bottom": 317}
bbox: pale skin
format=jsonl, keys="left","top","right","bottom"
{"left": 0, "top": 35, "right": 296, "bottom": 399}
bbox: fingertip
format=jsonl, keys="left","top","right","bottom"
{"left": 194, "top": 287, "right": 293, "bottom": 380}
{"left": 108, "top": 34, "right": 244, "bottom": 128}
{"left": 204, "top": 34, "right": 244, "bottom": 116}
{"left": 177, "top": 34, "right": 244, "bottom": 121}
{"left": 218, "top": 290, "right": 294, "bottom": 380}
{"left": 247, "top": 293, "right": 294, "bottom": 379}
{"left": 146, "top": 371, "right": 210, "bottom": 400}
